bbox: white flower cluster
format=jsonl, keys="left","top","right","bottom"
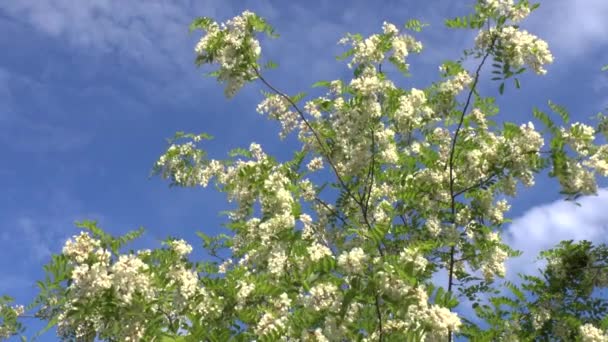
{"left": 257, "top": 95, "right": 300, "bottom": 139}
{"left": 531, "top": 308, "right": 550, "bottom": 330}
{"left": 400, "top": 247, "right": 428, "bottom": 273}
{"left": 451, "top": 121, "right": 543, "bottom": 198}
{"left": 11, "top": 305, "right": 24, "bottom": 316}
{"left": 349, "top": 66, "right": 395, "bottom": 99}
{"left": 561, "top": 159, "right": 597, "bottom": 195}
{"left": 255, "top": 293, "right": 291, "bottom": 336}
{"left": 194, "top": 11, "right": 261, "bottom": 98}
{"left": 554, "top": 123, "right": 604, "bottom": 194}
{"left": 56, "top": 231, "right": 222, "bottom": 340}
{"left": 0, "top": 303, "right": 25, "bottom": 340}
{"left": 471, "top": 108, "right": 488, "bottom": 129}
{"left": 337, "top": 247, "right": 368, "bottom": 274}
{"left": 580, "top": 323, "right": 608, "bottom": 342}
{"left": 489, "top": 199, "right": 511, "bottom": 224}
{"left": 478, "top": 231, "right": 508, "bottom": 280}
{"left": 562, "top": 122, "right": 596, "bottom": 155}
{"left": 587, "top": 145, "right": 608, "bottom": 176}
{"left": 58, "top": 233, "right": 155, "bottom": 339}
{"left": 63, "top": 232, "right": 101, "bottom": 263}
{"left": 438, "top": 71, "right": 473, "bottom": 95}
{"left": 476, "top": 26, "right": 553, "bottom": 75}
{"left": 425, "top": 216, "right": 443, "bottom": 237}
{"left": 307, "top": 157, "right": 324, "bottom": 172}
{"left": 377, "top": 265, "right": 414, "bottom": 300}
{"left": 369, "top": 278, "right": 462, "bottom": 339}
{"left": 111, "top": 254, "right": 154, "bottom": 304}
{"left": 70, "top": 255, "right": 113, "bottom": 298}
{"left": 299, "top": 180, "right": 316, "bottom": 202}
{"left": 168, "top": 239, "right": 193, "bottom": 257}
{"left": 236, "top": 280, "right": 255, "bottom": 309}
{"left": 393, "top": 88, "right": 435, "bottom": 132}
{"left": 268, "top": 248, "right": 288, "bottom": 275}
{"left": 167, "top": 264, "right": 200, "bottom": 308}
{"left": 258, "top": 171, "right": 296, "bottom": 242}
{"left": 322, "top": 67, "right": 399, "bottom": 176}
{"left": 382, "top": 22, "right": 423, "bottom": 62}
{"left": 481, "top": 0, "right": 531, "bottom": 22}
{"left": 339, "top": 21, "right": 421, "bottom": 70}
{"left": 419, "top": 304, "right": 463, "bottom": 339}
{"left": 156, "top": 141, "right": 224, "bottom": 188}
{"left": 339, "top": 33, "right": 384, "bottom": 68}
{"left": 307, "top": 242, "right": 333, "bottom": 262}
{"left": 302, "top": 283, "right": 341, "bottom": 312}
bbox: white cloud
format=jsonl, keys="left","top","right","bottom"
{"left": 526, "top": 0, "right": 608, "bottom": 59}
{"left": 0, "top": 0, "right": 221, "bottom": 72}
{"left": 505, "top": 188, "right": 608, "bottom": 281}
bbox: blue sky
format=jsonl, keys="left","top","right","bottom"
{"left": 0, "top": 0, "right": 607, "bottom": 339}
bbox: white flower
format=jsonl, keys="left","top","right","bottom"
{"left": 300, "top": 213, "right": 315, "bottom": 239}
{"left": 12, "top": 305, "right": 24, "bottom": 316}
{"left": 255, "top": 312, "right": 287, "bottom": 336}
{"left": 168, "top": 239, "right": 193, "bottom": 257}
{"left": 438, "top": 71, "right": 473, "bottom": 94}
{"left": 476, "top": 27, "right": 553, "bottom": 75}
{"left": 425, "top": 216, "right": 442, "bottom": 237}
{"left": 167, "top": 265, "right": 200, "bottom": 301}
{"left": 420, "top": 304, "right": 462, "bottom": 338}
{"left": 382, "top": 22, "right": 399, "bottom": 35}
{"left": 338, "top": 247, "right": 368, "bottom": 274}
{"left": 586, "top": 145, "right": 608, "bottom": 176}
{"left": 63, "top": 232, "right": 101, "bottom": 263}
{"left": 304, "top": 283, "right": 341, "bottom": 312}
{"left": 400, "top": 247, "right": 428, "bottom": 272}
{"left": 307, "top": 157, "right": 324, "bottom": 172}
{"left": 218, "top": 258, "right": 233, "bottom": 273}
{"left": 111, "top": 254, "right": 153, "bottom": 304}
{"left": 249, "top": 142, "right": 266, "bottom": 160}
{"left": 257, "top": 95, "right": 300, "bottom": 139}
{"left": 482, "top": 0, "right": 531, "bottom": 22}
{"left": 300, "top": 179, "right": 316, "bottom": 201}
{"left": 194, "top": 11, "right": 261, "bottom": 98}
{"left": 307, "top": 242, "right": 333, "bottom": 261}
{"left": 479, "top": 232, "right": 508, "bottom": 280}
{"left": 268, "top": 249, "right": 288, "bottom": 275}
{"left": 236, "top": 280, "right": 255, "bottom": 308}
{"left": 580, "top": 323, "right": 608, "bottom": 342}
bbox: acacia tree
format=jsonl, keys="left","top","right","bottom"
{"left": 2, "top": 0, "right": 608, "bottom": 341}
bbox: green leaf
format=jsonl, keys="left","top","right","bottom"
{"left": 336, "top": 49, "right": 354, "bottom": 61}
{"left": 189, "top": 17, "right": 213, "bottom": 32}
{"left": 312, "top": 81, "right": 332, "bottom": 88}
{"left": 404, "top": 19, "right": 429, "bottom": 32}
{"left": 498, "top": 83, "right": 505, "bottom": 95}
{"left": 228, "top": 147, "right": 252, "bottom": 158}
{"left": 548, "top": 100, "right": 570, "bottom": 123}
{"left": 290, "top": 92, "right": 307, "bottom": 103}
{"left": 263, "top": 61, "right": 278, "bottom": 70}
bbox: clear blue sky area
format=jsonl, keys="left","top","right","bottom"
{"left": 0, "top": 0, "right": 607, "bottom": 340}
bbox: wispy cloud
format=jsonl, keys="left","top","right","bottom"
{"left": 0, "top": 189, "right": 89, "bottom": 262}
{"left": 0, "top": 67, "right": 93, "bottom": 152}
{"left": 526, "top": 0, "right": 608, "bottom": 60}
{"left": 505, "top": 188, "right": 608, "bottom": 281}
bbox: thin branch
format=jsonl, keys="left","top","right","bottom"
{"left": 253, "top": 66, "right": 385, "bottom": 257}
{"left": 446, "top": 35, "right": 496, "bottom": 342}
{"left": 364, "top": 129, "right": 376, "bottom": 216}
{"left": 374, "top": 294, "right": 384, "bottom": 341}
